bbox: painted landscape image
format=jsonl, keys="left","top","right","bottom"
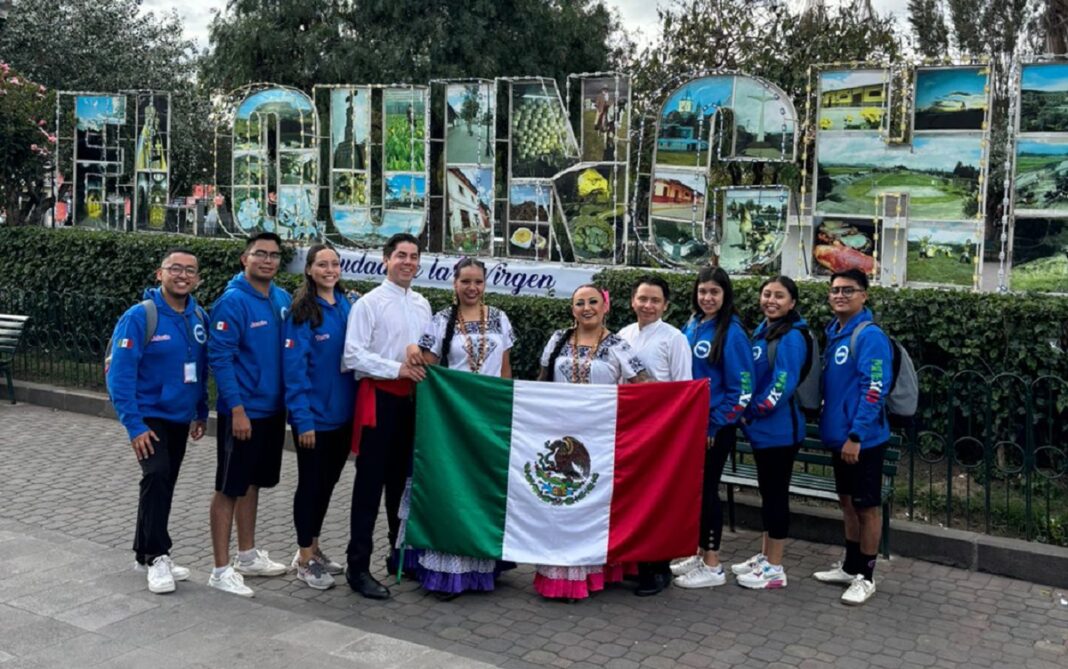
{"left": 1014, "top": 138, "right": 1068, "bottom": 216}
{"left": 1010, "top": 218, "right": 1068, "bottom": 293}
{"left": 817, "top": 134, "right": 981, "bottom": 220}
{"left": 906, "top": 220, "right": 977, "bottom": 286}
{"left": 732, "top": 77, "right": 794, "bottom": 159}
{"left": 384, "top": 173, "right": 426, "bottom": 209}
{"left": 718, "top": 188, "right": 788, "bottom": 274}
{"left": 818, "top": 70, "right": 886, "bottom": 132}
{"left": 1020, "top": 63, "right": 1068, "bottom": 134}
{"left": 446, "top": 83, "right": 494, "bottom": 165}
{"left": 656, "top": 76, "right": 733, "bottom": 166}
{"left": 651, "top": 168, "right": 707, "bottom": 221}
{"left": 812, "top": 217, "right": 878, "bottom": 276}
{"left": 913, "top": 67, "right": 987, "bottom": 131}
{"left": 581, "top": 76, "right": 629, "bottom": 163}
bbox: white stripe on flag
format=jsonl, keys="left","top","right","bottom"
{"left": 501, "top": 380, "right": 617, "bottom": 566}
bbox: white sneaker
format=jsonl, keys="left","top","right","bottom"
{"left": 813, "top": 561, "right": 854, "bottom": 584}
{"left": 841, "top": 575, "right": 876, "bottom": 605}
{"left": 234, "top": 549, "right": 287, "bottom": 577}
{"left": 730, "top": 553, "right": 766, "bottom": 576}
{"left": 160, "top": 555, "right": 190, "bottom": 581}
{"left": 208, "top": 567, "right": 255, "bottom": 598}
{"left": 135, "top": 556, "right": 189, "bottom": 581}
{"left": 673, "top": 564, "right": 726, "bottom": 589}
{"left": 146, "top": 556, "right": 175, "bottom": 594}
{"left": 670, "top": 554, "right": 703, "bottom": 577}
{"left": 737, "top": 564, "right": 788, "bottom": 589}
{"left": 295, "top": 558, "right": 335, "bottom": 590}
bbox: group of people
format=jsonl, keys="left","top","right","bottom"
{"left": 106, "top": 230, "right": 894, "bottom": 607}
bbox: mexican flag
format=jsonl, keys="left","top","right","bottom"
{"left": 406, "top": 366, "right": 710, "bottom": 565}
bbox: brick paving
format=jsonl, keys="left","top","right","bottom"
{"left": 2, "top": 401, "right": 1068, "bottom": 668}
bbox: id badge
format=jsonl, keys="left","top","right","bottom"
{"left": 184, "top": 361, "right": 198, "bottom": 384}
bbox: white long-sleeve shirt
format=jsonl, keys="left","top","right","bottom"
{"left": 343, "top": 279, "right": 432, "bottom": 380}
{"left": 618, "top": 319, "right": 692, "bottom": 382}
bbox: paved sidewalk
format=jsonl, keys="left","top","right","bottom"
{"left": 2, "top": 402, "right": 1068, "bottom": 668}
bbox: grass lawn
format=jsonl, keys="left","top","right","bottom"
{"left": 655, "top": 149, "right": 710, "bottom": 168}
{"left": 1010, "top": 255, "right": 1068, "bottom": 292}
{"left": 907, "top": 248, "right": 975, "bottom": 286}
{"left": 818, "top": 168, "right": 973, "bottom": 220}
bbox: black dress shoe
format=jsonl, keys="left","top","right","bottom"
{"left": 634, "top": 572, "right": 670, "bottom": 597}
{"left": 347, "top": 570, "right": 391, "bottom": 600}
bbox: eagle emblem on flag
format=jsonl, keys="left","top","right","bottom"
{"left": 523, "top": 436, "right": 599, "bottom": 506}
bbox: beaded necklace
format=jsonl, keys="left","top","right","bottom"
{"left": 570, "top": 327, "right": 607, "bottom": 384}
{"left": 456, "top": 305, "right": 488, "bottom": 373}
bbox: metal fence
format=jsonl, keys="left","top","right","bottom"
{"left": 2, "top": 289, "right": 1066, "bottom": 546}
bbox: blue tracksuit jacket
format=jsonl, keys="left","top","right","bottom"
{"left": 683, "top": 314, "right": 754, "bottom": 435}
{"left": 208, "top": 273, "right": 291, "bottom": 418}
{"left": 283, "top": 291, "right": 357, "bottom": 435}
{"left": 819, "top": 308, "right": 893, "bottom": 450}
{"left": 106, "top": 288, "right": 209, "bottom": 440}
{"left": 743, "top": 318, "right": 808, "bottom": 449}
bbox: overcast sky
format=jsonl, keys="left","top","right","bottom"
{"left": 140, "top": 0, "right": 912, "bottom": 51}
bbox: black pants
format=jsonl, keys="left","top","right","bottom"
{"left": 346, "top": 391, "right": 414, "bottom": 572}
{"left": 293, "top": 423, "right": 353, "bottom": 548}
{"left": 752, "top": 444, "right": 801, "bottom": 540}
{"left": 699, "top": 424, "right": 737, "bottom": 552}
{"left": 133, "top": 418, "right": 188, "bottom": 563}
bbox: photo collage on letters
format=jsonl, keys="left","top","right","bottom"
{"left": 814, "top": 66, "right": 989, "bottom": 286}
{"left": 73, "top": 95, "right": 127, "bottom": 230}
{"left": 133, "top": 92, "right": 170, "bottom": 233}
{"left": 444, "top": 82, "right": 495, "bottom": 255}
{"left": 1011, "top": 62, "right": 1068, "bottom": 293}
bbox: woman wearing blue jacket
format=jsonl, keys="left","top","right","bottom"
{"left": 283, "top": 244, "right": 357, "bottom": 590}
{"left": 673, "top": 267, "right": 754, "bottom": 589}
{"left": 733, "top": 276, "right": 810, "bottom": 590}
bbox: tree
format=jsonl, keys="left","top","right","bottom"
{"left": 0, "top": 63, "right": 53, "bottom": 225}
{"left": 908, "top": 0, "right": 950, "bottom": 58}
{"left": 200, "top": 0, "right": 627, "bottom": 92}
{"left": 0, "top": 0, "right": 208, "bottom": 203}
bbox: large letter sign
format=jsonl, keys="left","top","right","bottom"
{"left": 230, "top": 85, "right": 320, "bottom": 240}
{"left": 648, "top": 73, "right": 797, "bottom": 270}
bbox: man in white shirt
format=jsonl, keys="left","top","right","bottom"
{"left": 342, "top": 233, "right": 431, "bottom": 599}
{"left": 618, "top": 274, "right": 692, "bottom": 596}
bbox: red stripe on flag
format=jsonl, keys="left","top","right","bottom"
{"left": 607, "top": 379, "right": 710, "bottom": 563}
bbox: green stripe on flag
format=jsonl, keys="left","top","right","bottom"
{"left": 407, "top": 365, "right": 514, "bottom": 559}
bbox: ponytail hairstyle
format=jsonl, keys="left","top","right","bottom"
{"left": 545, "top": 283, "right": 605, "bottom": 381}
{"left": 690, "top": 266, "right": 740, "bottom": 365}
{"left": 439, "top": 257, "right": 487, "bottom": 367}
{"left": 759, "top": 275, "right": 802, "bottom": 343}
{"left": 290, "top": 244, "right": 338, "bottom": 328}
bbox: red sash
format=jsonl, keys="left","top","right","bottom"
{"left": 350, "top": 378, "right": 414, "bottom": 455}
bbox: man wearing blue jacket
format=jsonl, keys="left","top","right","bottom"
{"left": 106, "top": 248, "right": 208, "bottom": 595}
{"left": 814, "top": 268, "right": 893, "bottom": 606}
{"left": 207, "top": 232, "right": 292, "bottom": 597}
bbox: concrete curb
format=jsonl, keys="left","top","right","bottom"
{"left": 11, "top": 379, "right": 1068, "bottom": 589}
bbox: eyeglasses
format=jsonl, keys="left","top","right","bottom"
{"left": 162, "top": 265, "right": 199, "bottom": 277}
{"left": 829, "top": 286, "right": 862, "bottom": 297}
{"left": 249, "top": 250, "right": 283, "bottom": 261}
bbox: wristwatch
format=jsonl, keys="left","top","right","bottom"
{"left": 848, "top": 432, "right": 861, "bottom": 444}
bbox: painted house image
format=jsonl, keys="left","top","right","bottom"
{"left": 652, "top": 178, "right": 705, "bottom": 207}
{"left": 447, "top": 168, "right": 490, "bottom": 235}
{"left": 821, "top": 84, "right": 885, "bottom": 108}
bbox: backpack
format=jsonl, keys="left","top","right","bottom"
{"left": 850, "top": 321, "right": 918, "bottom": 418}
{"left": 767, "top": 325, "right": 821, "bottom": 412}
{"left": 104, "top": 300, "right": 208, "bottom": 374}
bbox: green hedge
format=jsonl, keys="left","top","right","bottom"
{"left": 2, "top": 226, "right": 1068, "bottom": 381}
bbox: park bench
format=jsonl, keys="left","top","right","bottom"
{"left": 0, "top": 314, "right": 30, "bottom": 404}
{"left": 723, "top": 424, "right": 901, "bottom": 558}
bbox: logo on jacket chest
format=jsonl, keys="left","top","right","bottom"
{"left": 693, "top": 340, "right": 711, "bottom": 359}
{"left": 752, "top": 345, "right": 762, "bottom": 361}
{"left": 250, "top": 320, "right": 269, "bottom": 329}
{"left": 314, "top": 333, "right": 331, "bottom": 343}
{"left": 834, "top": 344, "right": 849, "bottom": 365}
{"left": 193, "top": 324, "right": 207, "bottom": 344}
{"left": 150, "top": 334, "right": 172, "bottom": 343}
